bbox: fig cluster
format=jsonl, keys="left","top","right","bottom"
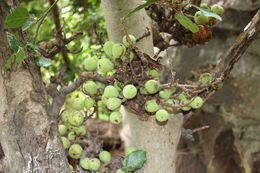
{"left": 57, "top": 32, "right": 222, "bottom": 171}
{"left": 79, "top": 150, "right": 111, "bottom": 171}
{"left": 63, "top": 34, "right": 210, "bottom": 128}
{"left": 194, "top": 3, "right": 224, "bottom": 26}
{"left": 59, "top": 109, "right": 87, "bottom": 152}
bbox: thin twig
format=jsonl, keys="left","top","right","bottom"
{"left": 33, "top": 0, "right": 59, "bottom": 43}
{"left": 192, "top": 125, "right": 210, "bottom": 133}
{"left": 61, "top": 72, "right": 114, "bottom": 95}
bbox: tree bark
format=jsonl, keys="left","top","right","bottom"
{"left": 101, "top": 0, "right": 183, "bottom": 172}
{"left": 0, "top": 1, "right": 69, "bottom": 173}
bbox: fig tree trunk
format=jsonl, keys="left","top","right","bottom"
{"left": 0, "top": 1, "right": 69, "bottom": 173}
{"left": 101, "top": 0, "right": 184, "bottom": 172}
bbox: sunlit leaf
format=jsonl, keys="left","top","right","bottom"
{"left": 5, "top": 55, "right": 16, "bottom": 69}
{"left": 190, "top": 4, "right": 222, "bottom": 21}
{"left": 36, "top": 57, "right": 52, "bottom": 67}
{"left": 7, "top": 32, "right": 21, "bottom": 52}
{"left": 16, "top": 47, "right": 26, "bottom": 62}
{"left": 22, "top": 16, "right": 35, "bottom": 31}
{"left": 175, "top": 13, "right": 199, "bottom": 33}
{"left": 26, "top": 42, "right": 40, "bottom": 51}
{"left": 123, "top": 0, "right": 157, "bottom": 20}
{"left": 5, "top": 7, "right": 30, "bottom": 28}
{"left": 122, "top": 150, "right": 147, "bottom": 172}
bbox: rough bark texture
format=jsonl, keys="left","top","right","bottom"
{"left": 0, "top": 1, "right": 69, "bottom": 173}
{"left": 173, "top": 1, "right": 260, "bottom": 173}
{"left": 101, "top": 0, "right": 183, "bottom": 172}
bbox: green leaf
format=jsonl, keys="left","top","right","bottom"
{"left": 175, "top": 13, "right": 199, "bottom": 33}
{"left": 36, "top": 57, "right": 52, "bottom": 67}
{"left": 122, "top": 150, "right": 147, "bottom": 172}
{"left": 7, "top": 32, "right": 21, "bottom": 52}
{"left": 26, "top": 42, "right": 40, "bottom": 51}
{"left": 5, "top": 7, "right": 30, "bottom": 28}
{"left": 5, "top": 54, "right": 16, "bottom": 69}
{"left": 16, "top": 47, "right": 26, "bottom": 62}
{"left": 123, "top": 0, "right": 157, "bottom": 21}
{"left": 190, "top": 5, "right": 222, "bottom": 21}
{"left": 22, "top": 16, "right": 35, "bottom": 31}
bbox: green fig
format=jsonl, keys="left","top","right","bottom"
{"left": 155, "top": 109, "right": 169, "bottom": 122}
{"left": 144, "top": 80, "right": 160, "bottom": 94}
{"left": 68, "top": 144, "right": 83, "bottom": 159}
{"left": 123, "top": 84, "right": 137, "bottom": 99}
{"left": 84, "top": 57, "right": 98, "bottom": 71}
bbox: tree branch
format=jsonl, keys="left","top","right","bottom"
{"left": 49, "top": 0, "right": 75, "bottom": 72}
{"left": 215, "top": 10, "right": 260, "bottom": 79}
{"left": 60, "top": 72, "right": 115, "bottom": 95}
{"left": 38, "top": 31, "right": 83, "bottom": 58}
{"left": 33, "top": 0, "right": 59, "bottom": 43}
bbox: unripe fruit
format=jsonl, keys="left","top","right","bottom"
{"left": 101, "top": 95, "right": 108, "bottom": 105}
{"left": 199, "top": 73, "right": 213, "bottom": 84}
{"left": 99, "top": 151, "right": 111, "bottom": 163}
{"left": 145, "top": 100, "right": 159, "bottom": 113}
{"left": 106, "top": 98, "right": 122, "bottom": 111}
{"left": 103, "top": 41, "right": 115, "bottom": 57}
{"left": 84, "top": 81, "right": 97, "bottom": 95}
{"left": 60, "top": 109, "right": 72, "bottom": 123}
{"left": 213, "top": 82, "right": 223, "bottom": 90}
{"left": 98, "top": 112, "right": 110, "bottom": 121}
{"left": 123, "top": 84, "right": 137, "bottom": 99}
{"left": 68, "top": 111, "right": 84, "bottom": 126}
{"left": 121, "top": 51, "right": 135, "bottom": 62}
{"left": 97, "top": 58, "right": 114, "bottom": 73}
{"left": 71, "top": 98, "right": 85, "bottom": 110}
{"left": 178, "top": 92, "right": 187, "bottom": 101}
{"left": 155, "top": 109, "right": 169, "bottom": 122}
{"left": 75, "top": 125, "right": 87, "bottom": 136}
{"left": 194, "top": 11, "right": 209, "bottom": 25}
{"left": 98, "top": 100, "right": 105, "bottom": 108}
{"left": 116, "top": 169, "right": 126, "bottom": 173}
{"left": 96, "top": 82, "right": 105, "bottom": 90}
{"left": 125, "top": 147, "right": 137, "bottom": 156}
{"left": 85, "top": 97, "right": 95, "bottom": 110}
{"left": 80, "top": 158, "right": 90, "bottom": 170}
{"left": 61, "top": 137, "right": 71, "bottom": 149}
{"left": 107, "top": 71, "right": 115, "bottom": 77}
{"left": 200, "top": 3, "right": 209, "bottom": 9}
{"left": 190, "top": 96, "right": 204, "bottom": 109}
{"left": 58, "top": 124, "right": 68, "bottom": 136}
{"left": 103, "top": 85, "right": 119, "bottom": 98}
{"left": 67, "top": 131, "right": 76, "bottom": 141}
{"left": 145, "top": 80, "right": 160, "bottom": 94}
{"left": 69, "top": 164, "right": 74, "bottom": 171}
{"left": 112, "top": 43, "right": 126, "bottom": 58}
{"left": 114, "top": 82, "right": 122, "bottom": 92}
{"left": 211, "top": 4, "right": 224, "bottom": 15}
{"left": 129, "top": 51, "right": 135, "bottom": 61}
{"left": 166, "top": 99, "right": 175, "bottom": 112}
{"left": 68, "top": 144, "right": 83, "bottom": 159}
{"left": 122, "top": 34, "right": 136, "bottom": 47}
{"left": 97, "top": 100, "right": 106, "bottom": 112}
{"left": 140, "top": 87, "right": 149, "bottom": 95}
{"left": 89, "top": 158, "right": 101, "bottom": 171}
{"left": 159, "top": 88, "right": 176, "bottom": 100}
{"left": 84, "top": 57, "right": 98, "bottom": 71}
{"left": 148, "top": 69, "right": 161, "bottom": 77}
{"left": 110, "top": 111, "right": 122, "bottom": 124}
{"left": 67, "top": 124, "right": 77, "bottom": 131}
{"left": 181, "top": 99, "right": 192, "bottom": 111}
